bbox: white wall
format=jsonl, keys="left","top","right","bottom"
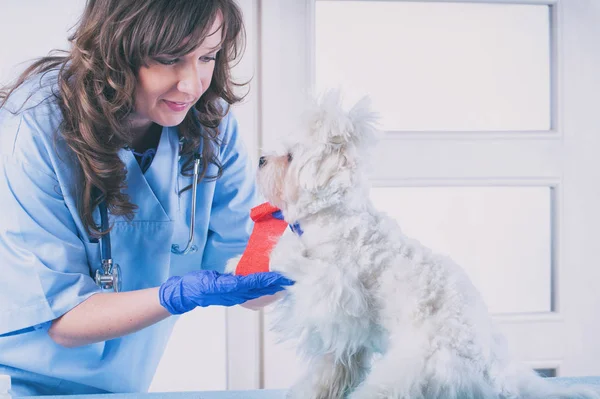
{"left": 0, "top": 0, "right": 85, "bottom": 86}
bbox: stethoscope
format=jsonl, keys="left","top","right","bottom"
{"left": 94, "top": 151, "right": 202, "bottom": 292}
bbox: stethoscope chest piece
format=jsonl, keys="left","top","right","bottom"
{"left": 95, "top": 258, "right": 122, "bottom": 292}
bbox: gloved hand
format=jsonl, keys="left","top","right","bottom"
{"left": 159, "top": 270, "right": 294, "bottom": 314}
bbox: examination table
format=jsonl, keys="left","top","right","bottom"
{"left": 23, "top": 376, "right": 600, "bottom": 398}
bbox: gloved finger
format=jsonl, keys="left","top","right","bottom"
{"left": 194, "top": 270, "right": 244, "bottom": 295}
{"left": 237, "top": 272, "right": 295, "bottom": 290}
{"left": 245, "top": 284, "right": 288, "bottom": 298}
{"left": 187, "top": 270, "right": 235, "bottom": 293}
{"left": 226, "top": 284, "right": 285, "bottom": 302}
{"left": 205, "top": 272, "right": 245, "bottom": 293}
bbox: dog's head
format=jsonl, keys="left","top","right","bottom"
{"left": 257, "top": 90, "right": 380, "bottom": 221}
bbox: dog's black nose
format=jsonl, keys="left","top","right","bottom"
{"left": 259, "top": 156, "right": 267, "bottom": 168}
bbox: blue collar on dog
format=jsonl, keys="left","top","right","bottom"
{"left": 272, "top": 210, "right": 303, "bottom": 236}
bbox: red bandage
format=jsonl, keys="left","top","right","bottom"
{"left": 235, "top": 202, "right": 288, "bottom": 276}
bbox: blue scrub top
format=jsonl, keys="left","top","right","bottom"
{"left": 0, "top": 71, "right": 257, "bottom": 395}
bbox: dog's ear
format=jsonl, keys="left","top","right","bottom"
{"left": 308, "top": 90, "right": 381, "bottom": 151}
{"left": 347, "top": 96, "right": 380, "bottom": 149}
{"left": 297, "top": 150, "right": 352, "bottom": 194}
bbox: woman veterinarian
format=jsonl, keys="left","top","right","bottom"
{"left": 0, "top": 0, "right": 292, "bottom": 395}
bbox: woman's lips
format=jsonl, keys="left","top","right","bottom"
{"left": 163, "top": 100, "right": 189, "bottom": 112}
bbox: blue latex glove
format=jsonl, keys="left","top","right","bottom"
{"left": 159, "top": 270, "right": 294, "bottom": 314}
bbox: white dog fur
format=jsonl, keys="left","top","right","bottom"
{"left": 227, "top": 91, "right": 599, "bottom": 399}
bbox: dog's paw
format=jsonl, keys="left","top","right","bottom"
{"left": 348, "top": 385, "right": 394, "bottom": 399}
{"left": 286, "top": 383, "right": 325, "bottom": 399}
{"left": 287, "top": 382, "right": 347, "bottom": 399}
{"left": 224, "top": 254, "right": 242, "bottom": 274}
{"left": 285, "top": 386, "right": 306, "bottom": 399}
{"left": 285, "top": 389, "right": 300, "bottom": 399}
{"left": 286, "top": 389, "right": 325, "bottom": 399}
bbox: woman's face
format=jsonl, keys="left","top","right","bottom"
{"left": 130, "top": 13, "right": 223, "bottom": 132}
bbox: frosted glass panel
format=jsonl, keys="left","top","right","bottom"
{"left": 316, "top": 2, "right": 551, "bottom": 131}
{"left": 370, "top": 186, "right": 552, "bottom": 314}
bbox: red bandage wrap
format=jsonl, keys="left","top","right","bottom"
{"left": 235, "top": 202, "right": 288, "bottom": 276}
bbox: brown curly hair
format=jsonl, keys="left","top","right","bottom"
{"left": 0, "top": 0, "right": 247, "bottom": 237}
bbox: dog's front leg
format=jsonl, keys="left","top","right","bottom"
{"left": 287, "top": 350, "right": 371, "bottom": 399}
{"left": 348, "top": 329, "right": 430, "bottom": 399}
{"left": 224, "top": 254, "right": 241, "bottom": 274}
{"left": 287, "top": 354, "right": 346, "bottom": 399}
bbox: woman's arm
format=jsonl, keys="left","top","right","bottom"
{"left": 48, "top": 270, "right": 294, "bottom": 348}
{"left": 48, "top": 288, "right": 170, "bottom": 348}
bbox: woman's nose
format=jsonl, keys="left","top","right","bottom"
{"left": 259, "top": 156, "right": 267, "bottom": 168}
{"left": 177, "top": 67, "right": 203, "bottom": 98}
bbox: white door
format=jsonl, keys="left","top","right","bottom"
{"left": 227, "top": 0, "right": 600, "bottom": 389}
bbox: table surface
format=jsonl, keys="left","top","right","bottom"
{"left": 24, "top": 377, "right": 600, "bottom": 398}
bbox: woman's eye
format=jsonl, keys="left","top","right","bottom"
{"left": 156, "top": 58, "right": 178, "bottom": 66}
{"left": 287, "top": 153, "right": 293, "bottom": 162}
{"left": 200, "top": 55, "right": 217, "bottom": 63}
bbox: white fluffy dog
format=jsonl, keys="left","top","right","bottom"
{"left": 233, "top": 92, "right": 599, "bottom": 399}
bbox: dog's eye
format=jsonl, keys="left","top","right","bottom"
{"left": 287, "top": 153, "right": 293, "bottom": 162}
